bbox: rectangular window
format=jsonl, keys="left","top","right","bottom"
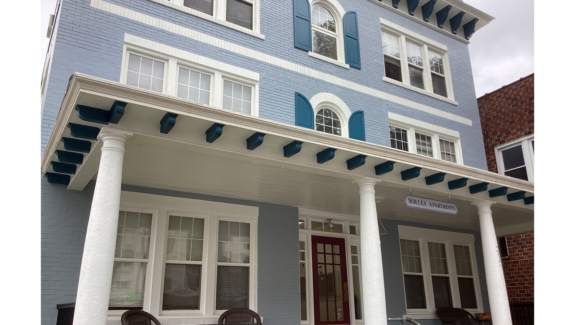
{"left": 310, "top": 221, "right": 343, "bottom": 233}
{"left": 501, "top": 145, "right": 528, "bottom": 181}
{"left": 126, "top": 53, "right": 165, "bottom": 93}
{"left": 110, "top": 211, "right": 152, "bottom": 308}
{"left": 400, "top": 239, "right": 426, "bottom": 309}
{"left": 428, "top": 242, "right": 452, "bottom": 308}
{"left": 496, "top": 136, "right": 534, "bottom": 182}
{"left": 178, "top": 67, "right": 211, "bottom": 105}
{"left": 440, "top": 139, "right": 457, "bottom": 163}
{"left": 163, "top": 216, "right": 205, "bottom": 310}
{"left": 300, "top": 241, "right": 308, "bottom": 321}
{"left": 216, "top": 221, "right": 251, "bottom": 310}
{"left": 390, "top": 126, "right": 409, "bottom": 151}
{"left": 351, "top": 245, "right": 363, "bottom": 320}
{"left": 223, "top": 80, "right": 252, "bottom": 115}
{"left": 415, "top": 133, "right": 433, "bottom": 157}
{"left": 382, "top": 32, "right": 402, "bottom": 82}
{"left": 226, "top": 0, "right": 253, "bottom": 29}
{"left": 454, "top": 245, "right": 477, "bottom": 309}
{"left": 429, "top": 50, "right": 447, "bottom": 97}
{"left": 183, "top": 0, "right": 213, "bottom": 15}
{"left": 406, "top": 41, "right": 424, "bottom": 89}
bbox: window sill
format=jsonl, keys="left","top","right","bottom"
{"left": 147, "top": 0, "right": 265, "bottom": 40}
{"left": 382, "top": 77, "right": 459, "bottom": 106}
{"left": 308, "top": 52, "right": 349, "bottom": 69}
{"left": 107, "top": 315, "right": 264, "bottom": 324}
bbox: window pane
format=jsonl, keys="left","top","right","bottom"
{"left": 400, "top": 239, "right": 422, "bottom": 273}
{"left": 218, "top": 221, "right": 250, "bottom": 263}
{"left": 184, "top": 0, "right": 213, "bottom": 15}
{"left": 458, "top": 277, "right": 477, "bottom": 308}
{"left": 352, "top": 265, "right": 362, "bottom": 319}
{"left": 428, "top": 242, "right": 448, "bottom": 275}
{"left": 404, "top": 275, "right": 426, "bottom": 309}
{"left": 152, "top": 61, "right": 165, "bottom": 79}
{"left": 109, "top": 261, "right": 147, "bottom": 308}
{"left": 382, "top": 32, "right": 400, "bottom": 58}
{"left": 409, "top": 66, "right": 424, "bottom": 89}
{"left": 222, "top": 80, "right": 251, "bottom": 114}
{"left": 384, "top": 56, "right": 402, "bottom": 82}
{"left": 428, "top": 50, "right": 444, "bottom": 74}
{"left": 406, "top": 42, "right": 423, "bottom": 67}
{"left": 216, "top": 266, "right": 249, "bottom": 310}
{"left": 390, "top": 126, "right": 408, "bottom": 151}
{"left": 313, "top": 30, "right": 338, "bottom": 60}
{"left": 300, "top": 261, "right": 307, "bottom": 320}
{"left": 316, "top": 109, "right": 342, "bottom": 136}
{"left": 226, "top": 0, "right": 252, "bottom": 29}
{"left": 128, "top": 54, "right": 141, "bottom": 72}
{"left": 502, "top": 145, "right": 526, "bottom": 170}
{"left": 440, "top": 139, "right": 457, "bottom": 163}
{"left": 166, "top": 216, "right": 205, "bottom": 261}
{"left": 163, "top": 264, "right": 202, "bottom": 310}
{"left": 454, "top": 245, "right": 473, "bottom": 276}
{"left": 505, "top": 166, "right": 529, "bottom": 181}
{"left": 312, "top": 5, "right": 336, "bottom": 32}
{"left": 141, "top": 57, "right": 153, "bottom": 76}
{"left": 127, "top": 71, "right": 139, "bottom": 87}
{"left": 350, "top": 225, "right": 356, "bottom": 235}
{"left": 311, "top": 221, "right": 324, "bottom": 231}
{"left": 116, "top": 212, "right": 152, "bottom": 259}
{"left": 432, "top": 74, "right": 447, "bottom": 97}
{"left": 432, "top": 276, "right": 452, "bottom": 308}
{"left": 415, "top": 133, "right": 433, "bottom": 157}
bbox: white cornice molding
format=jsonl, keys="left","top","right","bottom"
{"left": 41, "top": 74, "right": 534, "bottom": 198}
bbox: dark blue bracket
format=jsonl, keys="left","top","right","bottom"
{"left": 205, "top": 123, "right": 225, "bottom": 143}
{"left": 392, "top": 0, "right": 401, "bottom": 9}
{"left": 489, "top": 187, "right": 508, "bottom": 198}
{"left": 448, "top": 178, "right": 468, "bottom": 190}
{"left": 160, "top": 113, "right": 178, "bottom": 134}
{"left": 317, "top": 148, "right": 337, "bottom": 164}
{"left": 68, "top": 123, "right": 100, "bottom": 140}
{"left": 436, "top": 5, "right": 452, "bottom": 28}
{"left": 46, "top": 172, "right": 71, "bottom": 185}
{"left": 76, "top": 101, "right": 126, "bottom": 124}
{"left": 425, "top": 173, "right": 446, "bottom": 185}
{"left": 56, "top": 150, "right": 84, "bottom": 165}
{"left": 347, "top": 155, "right": 367, "bottom": 170}
{"left": 375, "top": 161, "right": 395, "bottom": 175}
{"left": 524, "top": 196, "right": 534, "bottom": 205}
{"left": 463, "top": 18, "right": 478, "bottom": 40}
{"left": 246, "top": 132, "right": 266, "bottom": 150}
{"left": 406, "top": 0, "right": 419, "bottom": 15}
{"left": 401, "top": 167, "right": 421, "bottom": 181}
{"left": 507, "top": 191, "right": 526, "bottom": 202}
{"left": 421, "top": 0, "right": 437, "bottom": 22}
{"left": 283, "top": 141, "right": 303, "bottom": 158}
{"left": 449, "top": 11, "right": 465, "bottom": 34}
{"left": 469, "top": 182, "right": 489, "bottom": 194}
{"left": 51, "top": 162, "right": 77, "bottom": 175}
{"left": 62, "top": 137, "right": 91, "bottom": 153}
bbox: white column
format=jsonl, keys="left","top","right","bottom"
{"left": 473, "top": 200, "right": 512, "bottom": 325}
{"left": 74, "top": 127, "right": 133, "bottom": 325}
{"left": 353, "top": 177, "right": 387, "bottom": 325}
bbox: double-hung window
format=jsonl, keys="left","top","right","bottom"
{"left": 495, "top": 135, "right": 534, "bottom": 182}
{"left": 399, "top": 226, "right": 483, "bottom": 317}
{"left": 381, "top": 19, "right": 455, "bottom": 102}
{"left": 311, "top": 5, "right": 338, "bottom": 61}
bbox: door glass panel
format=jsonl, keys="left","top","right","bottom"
{"left": 318, "top": 264, "right": 327, "bottom": 321}
{"left": 326, "top": 264, "right": 335, "bottom": 321}
{"left": 326, "top": 254, "right": 333, "bottom": 264}
{"left": 317, "top": 243, "right": 324, "bottom": 253}
{"left": 325, "top": 244, "right": 332, "bottom": 253}
{"left": 318, "top": 254, "right": 325, "bottom": 263}
{"left": 334, "top": 265, "right": 344, "bottom": 321}
{"left": 333, "top": 245, "right": 340, "bottom": 254}
{"left": 299, "top": 241, "right": 307, "bottom": 321}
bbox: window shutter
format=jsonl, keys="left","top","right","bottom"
{"left": 295, "top": 92, "right": 314, "bottom": 129}
{"left": 348, "top": 111, "right": 365, "bottom": 141}
{"left": 343, "top": 11, "right": 361, "bottom": 69}
{"left": 293, "top": 0, "right": 312, "bottom": 51}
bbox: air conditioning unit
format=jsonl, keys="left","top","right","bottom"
{"left": 498, "top": 236, "right": 509, "bottom": 260}
{"left": 46, "top": 14, "right": 55, "bottom": 38}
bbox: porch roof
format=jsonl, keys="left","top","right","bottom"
{"left": 41, "top": 73, "right": 534, "bottom": 235}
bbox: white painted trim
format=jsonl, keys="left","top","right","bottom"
{"left": 383, "top": 76, "right": 458, "bottom": 105}
{"left": 310, "top": 0, "right": 346, "bottom": 65}
{"left": 388, "top": 113, "right": 459, "bottom": 138}
{"left": 90, "top": 0, "right": 472, "bottom": 126}
{"left": 309, "top": 92, "right": 352, "bottom": 138}
{"left": 308, "top": 51, "right": 350, "bottom": 69}
{"left": 399, "top": 225, "right": 474, "bottom": 242}
{"left": 146, "top": 0, "right": 264, "bottom": 39}
{"left": 380, "top": 18, "right": 447, "bottom": 51}
{"left": 494, "top": 135, "right": 534, "bottom": 182}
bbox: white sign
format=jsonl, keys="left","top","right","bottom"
{"left": 404, "top": 195, "right": 458, "bottom": 215}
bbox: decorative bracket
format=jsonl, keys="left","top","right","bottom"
{"left": 421, "top": 0, "right": 437, "bottom": 22}
{"left": 205, "top": 123, "right": 225, "bottom": 143}
{"left": 425, "top": 173, "right": 446, "bottom": 185}
{"left": 406, "top": 0, "right": 419, "bottom": 15}
{"left": 68, "top": 123, "right": 100, "bottom": 140}
{"left": 347, "top": 155, "right": 367, "bottom": 170}
{"left": 489, "top": 187, "right": 508, "bottom": 198}
{"left": 507, "top": 191, "right": 526, "bottom": 202}
{"left": 392, "top": 0, "right": 401, "bottom": 9}
{"left": 524, "top": 196, "right": 534, "bottom": 205}
{"left": 469, "top": 182, "right": 489, "bottom": 194}
{"left": 436, "top": 5, "right": 452, "bottom": 29}
{"left": 463, "top": 18, "right": 479, "bottom": 40}
{"left": 374, "top": 161, "right": 395, "bottom": 175}
{"left": 51, "top": 162, "right": 77, "bottom": 175}
{"left": 448, "top": 178, "right": 468, "bottom": 190}
{"left": 46, "top": 172, "right": 71, "bottom": 185}
{"left": 317, "top": 148, "right": 337, "bottom": 164}
{"left": 401, "top": 167, "right": 421, "bottom": 181}
{"left": 160, "top": 113, "right": 178, "bottom": 134}
{"left": 246, "top": 132, "right": 266, "bottom": 150}
{"left": 56, "top": 150, "right": 84, "bottom": 165}
{"left": 283, "top": 141, "right": 303, "bottom": 158}
{"left": 62, "top": 137, "right": 91, "bottom": 153}
{"left": 449, "top": 11, "right": 465, "bottom": 34}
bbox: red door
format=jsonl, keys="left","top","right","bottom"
{"left": 312, "top": 236, "right": 350, "bottom": 325}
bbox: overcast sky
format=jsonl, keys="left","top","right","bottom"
{"left": 41, "top": 0, "right": 534, "bottom": 97}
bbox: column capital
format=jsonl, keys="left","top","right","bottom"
{"left": 352, "top": 176, "right": 381, "bottom": 187}
{"left": 98, "top": 127, "right": 133, "bottom": 153}
{"left": 472, "top": 200, "right": 497, "bottom": 214}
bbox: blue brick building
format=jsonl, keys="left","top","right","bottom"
{"left": 40, "top": 0, "right": 534, "bottom": 324}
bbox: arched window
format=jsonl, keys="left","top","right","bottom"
{"left": 311, "top": 5, "right": 338, "bottom": 61}
{"left": 316, "top": 108, "right": 342, "bottom": 136}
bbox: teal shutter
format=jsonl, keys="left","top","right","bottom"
{"left": 293, "top": 0, "right": 312, "bottom": 51}
{"left": 295, "top": 92, "right": 314, "bottom": 129}
{"left": 349, "top": 111, "right": 365, "bottom": 141}
{"left": 343, "top": 11, "right": 361, "bottom": 69}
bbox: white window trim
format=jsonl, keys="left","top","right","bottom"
{"left": 388, "top": 113, "right": 464, "bottom": 165}
{"left": 494, "top": 134, "right": 534, "bottom": 182}
{"left": 398, "top": 226, "right": 484, "bottom": 319}
{"left": 298, "top": 211, "right": 364, "bottom": 325}
{"left": 309, "top": 92, "right": 352, "bottom": 138}
{"left": 121, "top": 35, "right": 260, "bottom": 117}
{"left": 105, "top": 191, "right": 259, "bottom": 323}
{"left": 147, "top": 0, "right": 264, "bottom": 39}
{"left": 380, "top": 18, "right": 457, "bottom": 105}
{"left": 309, "top": 0, "right": 348, "bottom": 67}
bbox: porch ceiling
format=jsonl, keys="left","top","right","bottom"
{"left": 41, "top": 74, "right": 534, "bottom": 234}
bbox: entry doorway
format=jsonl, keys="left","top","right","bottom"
{"left": 311, "top": 236, "right": 351, "bottom": 325}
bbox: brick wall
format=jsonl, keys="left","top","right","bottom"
{"left": 501, "top": 232, "right": 534, "bottom": 304}
{"left": 477, "top": 74, "right": 534, "bottom": 173}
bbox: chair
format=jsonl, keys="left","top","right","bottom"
{"left": 218, "top": 308, "right": 262, "bottom": 325}
{"left": 436, "top": 308, "right": 490, "bottom": 325}
{"left": 121, "top": 310, "right": 162, "bottom": 325}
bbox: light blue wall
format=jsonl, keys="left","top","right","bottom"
{"left": 42, "top": 0, "right": 487, "bottom": 169}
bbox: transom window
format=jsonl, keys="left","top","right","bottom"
{"left": 415, "top": 133, "right": 433, "bottom": 157}
{"left": 496, "top": 136, "right": 534, "bottom": 182}
{"left": 312, "top": 5, "right": 338, "bottom": 61}
{"left": 315, "top": 108, "right": 342, "bottom": 136}
{"left": 177, "top": 67, "right": 211, "bottom": 105}
{"left": 390, "top": 126, "right": 409, "bottom": 151}
{"left": 126, "top": 53, "right": 165, "bottom": 92}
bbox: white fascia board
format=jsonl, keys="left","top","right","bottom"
{"left": 388, "top": 112, "right": 460, "bottom": 138}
